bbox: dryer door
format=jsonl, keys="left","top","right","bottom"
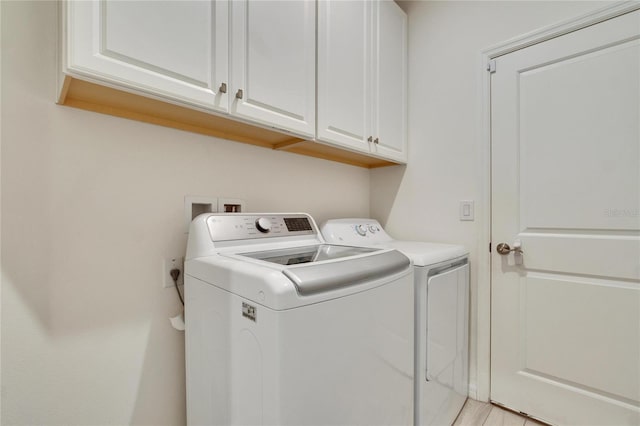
{"left": 418, "top": 262, "right": 469, "bottom": 426}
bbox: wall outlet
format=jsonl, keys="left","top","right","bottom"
{"left": 163, "top": 256, "right": 184, "bottom": 288}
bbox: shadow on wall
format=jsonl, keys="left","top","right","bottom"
{"left": 129, "top": 317, "right": 186, "bottom": 424}
{"left": 370, "top": 165, "right": 407, "bottom": 225}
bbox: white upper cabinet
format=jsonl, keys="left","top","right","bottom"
{"left": 230, "top": 0, "right": 316, "bottom": 138}
{"left": 372, "top": 0, "right": 407, "bottom": 162}
{"left": 317, "top": 0, "right": 407, "bottom": 162}
{"left": 317, "top": 0, "right": 371, "bottom": 152}
{"left": 65, "top": 0, "right": 229, "bottom": 112}
{"left": 64, "top": 0, "right": 315, "bottom": 137}
{"left": 61, "top": 0, "right": 405, "bottom": 166}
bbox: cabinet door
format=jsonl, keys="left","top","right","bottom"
{"left": 317, "top": 0, "right": 372, "bottom": 152}
{"left": 371, "top": 0, "right": 407, "bottom": 162}
{"left": 65, "top": 0, "right": 228, "bottom": 112}
{"left": 230, "top": 0, "right": 316, "bottom": 138}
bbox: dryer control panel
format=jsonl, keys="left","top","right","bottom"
{"left": 206, "top": 213, "right": 317, "bottom": 242}
{"left": 321, "top": 218, "right": 394, "bottom": 244}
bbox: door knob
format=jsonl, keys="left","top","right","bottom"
{"left": 496, "top": 241, "right": 523, "bottom": 255}
{"left": 236, "top": 89, "right": 243, "bottom": 99}
{"left": 218, "top": 82, "right": 227, "bottom": 93}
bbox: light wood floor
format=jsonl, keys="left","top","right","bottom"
{"left": 453, "top": 399, "right": 548, "bottom": 426}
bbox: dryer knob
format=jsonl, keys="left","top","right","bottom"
{"left": 368, "top": 225, "right": 377, "bottom": 233}
{"left": 355, "top": 224, "right": 367, "bottom": 236}
{"left": 255, "top": 217, "right": 272, "bottom": 233}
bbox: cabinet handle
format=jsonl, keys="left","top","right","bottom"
{"left": 374, "top": 138, "right": 379, "bottom": 144}
{"left": 218, "top": 82, "right": 227, "bottom": 93}
{"left": 236, "top": 89, "right": 243, "bottom": 99}
{"left": 367, "top": 136, "right": 373, "bottom": 143}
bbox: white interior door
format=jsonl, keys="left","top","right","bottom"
{"left": 491, "top": 9, "right": 640, "bottom": 425}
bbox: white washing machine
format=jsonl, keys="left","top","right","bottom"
{"left": 321, "top": 219, "right": 469, "bottom": 426}
{"left": 184, "top": 213, "right": 415, "bottom": 426}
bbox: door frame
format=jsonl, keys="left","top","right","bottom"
{"left": 474, "top": 0, "right": 640, "bottom": 403}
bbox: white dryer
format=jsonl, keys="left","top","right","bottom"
{"left": 184, "top": 213, "right": 415, "bottom": 426}
{"left": 321, "top": 219, "right": 469, "bottom": 426}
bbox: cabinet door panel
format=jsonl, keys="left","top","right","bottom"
{"left": 372, "top": 0, "right": 407, "bottom": 162}
{"left": 317, "top": 0, "right": 371, "bottom": 152}
{"left": 103, "top": 1, "right": 208, "bottom": 84}
{"left": 230, "top": 0, "right": 315, "bottom": 138}
{"left": 66, "top": 0, "right": 228, "bottom": 111}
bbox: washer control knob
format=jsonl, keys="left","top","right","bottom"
{"left": 355, "top": 224, "right": 367, "bottom": 236}
{"left": 255, "top": 217, "right": 272, "bottom": 233}
{"left": 368, "top": 225, "right": 377, "bottom": 233}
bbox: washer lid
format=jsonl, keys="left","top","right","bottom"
{"left": 186, "top": 247, "right": 411, "bottom": 310}
{"left": 239, "top": 244, "right": 378, "bottom": 265}
{"left": 281, "top": 249, "right": 410, "bottom": 296}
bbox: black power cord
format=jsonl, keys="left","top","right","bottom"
{"left": 170, "top": 268, "right": 184, "bottom": 305}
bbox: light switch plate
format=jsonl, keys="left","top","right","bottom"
{"left": 460, "top": 200, "right": 474, "bottom": 221}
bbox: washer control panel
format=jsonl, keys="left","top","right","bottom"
{"left": 321, "top": 219, "right": 392, "bottom": 244}
{"left": 207, "top": 214, "right": 316, "bottom": 242}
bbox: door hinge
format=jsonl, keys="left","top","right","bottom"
{"left": 487, "top": 59, "right": 496, "bottom": 73}
{"left": 489, "top": 242, "right": 492, "bottom": 252}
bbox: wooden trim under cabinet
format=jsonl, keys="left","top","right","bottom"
{"left": 57, "top": 76, "right": 398, "bottom": 169}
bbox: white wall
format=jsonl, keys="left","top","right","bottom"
{"left": 371, "top": 0, "right": 610, "bottom": 400}
{"left": 0, "top": 2, "right": 370, "bottom": 425}
{"left": 2, "top": 0, "right": 618, "bottom": 424}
